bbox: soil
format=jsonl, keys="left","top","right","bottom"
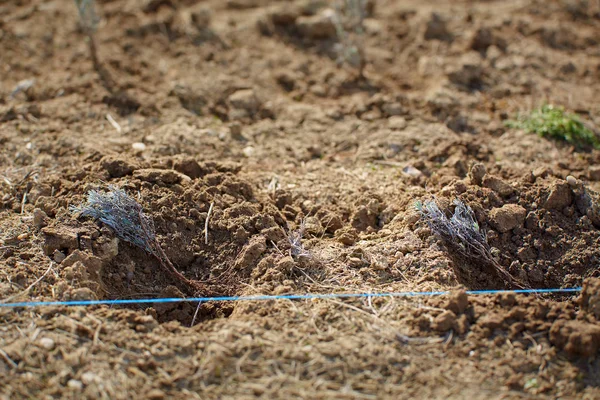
{"left": 1, "top": 0, "right": 600, "bottom": 398}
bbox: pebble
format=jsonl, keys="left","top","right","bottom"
{"left": 38, "top": 337, "right": 55, "bottom": 350}
{"left": 67, "top": 379, "right": 83, "bottom": 390}
{"left": 132, "top": 142, "right": 146, "bottom": 152}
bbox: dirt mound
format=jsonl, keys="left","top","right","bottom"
{"left": 30, "top": 157, "right": 292, "bottom": 323}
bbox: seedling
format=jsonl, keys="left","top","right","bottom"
{"left": 331, "top": 0, "right": 367, "bottom": 79}
{"left": 288, "top": 219, "right": 311, "bottom": 259}
{"left": 72, "top": 185, "right": 207, "bottom": 295}
{"left": 74, "top": 0, "right": 138, "bottom": 112}
{"left": 506, "top": 104, "right": 600, "bottom": 150}
{"left": 416, "top": 198, "right": 524, "bottom": 288}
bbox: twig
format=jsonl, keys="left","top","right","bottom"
{"left": 190, "top": 302, "right": 202, "bottom": 327}
{"left": 0, "top": 348, "right": 18, "bottom": 369}
{"left": 204, "top": 202, "right": 214, "bottom": 245}
{"left": 0, "top": 262, "right": 55, "bottom": 304}
{"left": 106, "top": 113, "right": 122, "bottom": 133}
{"left": 20, "top": 190, "right": 28, "bottom": 214}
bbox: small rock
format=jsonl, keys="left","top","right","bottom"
{"left": 100, "top": 156, "right": 137, "bottom": 178}
{"left": 296, "top": 12, "right": 336, "bottom": 39}
{"left": 229, "top": 89, "right": 261, "bottom": 117}
{"left": 544, "top": 181, "right": 573, "bottom": 210}
{"left": 469, "top": 163, "right": 487, "bottom": 186}
{"left": 336, "top": 227, "right": 358, "bottom": 246}
{"left": 33, "top": 208, "right": 49, "bottom": 229}
{"left": 147, "top": 389, "right": 166, "bottom": 400}
{"left": 489, "top": 204, "right": 527, "bottom": 233}
{"left": 276, "top": 256, "right": 295, "bottom": 274}
{"left": 432, "top": 310, "right": 457, "bottom": 332}
{"left": 550, "top": 319, "right": 600, "bottom": 357}
{"left": 229, "top": 122, "right": 244, "bottom": 140}
{"left": 132, "top": 142, "right": 146, "bottom": 152}
{"left": 67, "top": 379, "right": 83, "bottom": 390}
{"left": 381, "top": 102, "right": 403, "bottom": 116}
{"left": 234, "top": 236, "right": 266, "bottom": 269}
{"left": 402, "top": 165, "right": 422, "bottom": 178}
{"left": 446, "top": 290, "right": 469, "bottom": 314}
{"left": 38, "top": 337, "right": 55, "bottom": 350}
{"left": 69, "top": 287, "right": 98, "bottom": 301}
{"left": 388, "top": 116, "right": 407, "bottom": 130}
{"left": 81, "top": 372, "right": 98, "bottom": 385}
{"left": 173, "top": 157, "right": 203, "bottom": 179}
{"left": 41, "top": 227, "right": 79, "bottom": 256}
{"left": 580, "top": 278, "right": 600, "bottom": 320}
{"left": 483, "top": 175, "right": 514, "bottom": 197}
{"left": 53, "top": 250, "right": 66, "bottom": 263}
{"left": 242, "top": 146, "right": 255, "bottom": 157}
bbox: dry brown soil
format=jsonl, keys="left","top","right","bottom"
{"left": 1, "top": 0, "right": 600, "bottom": 398}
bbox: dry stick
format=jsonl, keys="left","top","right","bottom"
{"left": 20, "top": 190, "right": 27, "bottom": 214}
{"left": 0, "top": 262, "right": 55, "bottom": 304}
{"left": 152, "top": 240, "right": 210, "bottom": 296}
{"left": 190, "top": 302, "right": 202, "bottom": 327}
{"left": 0, "top": 348, "right": 18, "bottom": 369}
{"left": 106, "top": 113, "right": 122, "bottom": 133}
{"left": 204, "top": 202, "right": 214, "bottom": 245}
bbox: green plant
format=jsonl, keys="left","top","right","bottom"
{"left": 506, "top": 104, "right": 600, "bottom": 150}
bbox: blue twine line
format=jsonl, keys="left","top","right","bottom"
{"left": 0, "top": 288, "right": 581, "bottom": 308}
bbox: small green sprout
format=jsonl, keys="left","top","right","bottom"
{"left": 506, "top": 105, "right": 599, "bottom": 150}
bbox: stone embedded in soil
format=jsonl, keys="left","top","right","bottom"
{"left": 42, "top": 227, "right": 79, "bottom": 256}
{"left": 38, "top": 337, "right": 55, "bottom": 350}
{"left": 228, "top": 89, "right": 261, "bottom": 119}
{"left": 544, "top": 181, "right": 573, "bottom": 210}
{"left": 173, "top": 157, "right": 203, "bottom": 179}
{"left": 567, "top": 176, "right": 600, "bottom": 228}
{"left": 63, "top": 250, "right": 104, "bottom": 283}
{"left": 388, "top": 116, "right": 407, "bottom": 130}
{"left": 445, "top": 290, "right": 469, "bottom": 314}
{"left": 336, "top": 227, "right": 358, "bottom": 246}
{"left": 489, "top": 204, "right": 526, "bottom": 233}
{"left": 549, "top": 319, "right": 600, "bottom": 357}
{"left": 32, "top": 208, "right": 49, "bottom": 229}
{"left": 133, "top": 168, "right": 190, "bottom": 185}
{"left": 234, "top": 235, "right": 267, "bottom": 269}
{"left": 432, "top": 310, "right": 457, "bottom": 332}
{"left": 469, "top": 163, "right": 487, "bottom": 186}
{"left": 483, "top": 175, "right": 514, "bottom": 197}
{"left": 68, "top": 287, "right": 98, "bottom": 301}
{"left": 580, "top": 278, "right": 600, "bottom": 320}
{"left": 296, "top": 12, "right": 336, "bottom": 39}
{"left": 100, "top": 156, "right": 137, "bottom": 178}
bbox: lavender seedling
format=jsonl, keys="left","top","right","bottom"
{"left": 71, "top": 185, "right": 207, "bottom": 295}
{"left": 74, "top": 0, "right": 138, "bottom": 111}
{"left": 288, "top": 219, "right": 311, "bottom": 259}
{"left": 73, "top": 0, "right": 114, "bottom": 90}
{"left": 416, "top": 198, "right": 524, "bottom": 288}
{"left": 331, "top": 0, "right": 367, "bottom": 79}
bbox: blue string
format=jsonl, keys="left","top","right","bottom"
{"left": 0, "top": 287, "right": 581, "bottom": 308}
